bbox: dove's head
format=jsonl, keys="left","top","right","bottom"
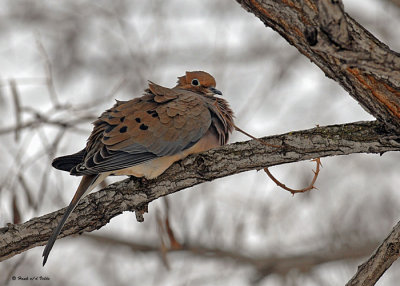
{"left": 176, "top": 71, "right": 222, "bottom": 96}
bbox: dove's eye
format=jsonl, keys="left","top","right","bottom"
{"left": 191, "top": 79, "right": 200, "bottom": 86}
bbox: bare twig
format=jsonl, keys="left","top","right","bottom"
{"left": 163, "top": 198, "right": 181, "bottom": 250}
{"left": 156, "top": 209, "right": 170, "bottom": 270}
{"left": 0, "top": 114, "right": 93, "bottom": 136}
{"left": 234, "top": 125, "right": 322, "bottom": 194}
{"left": 11, "top": 194, "right": 21, "bottom": 224}
{"left": 264, "top": 158, "right": 322, "bottom": 195}
{"left": 9, "top": 80, "right": 22, "bottom": 142}
{"left": 155, "top": 198, "right": 182, "bottom": 270}
{"left": 35, "top": 33, "right": 61, "bottom": 108}
{"left": 234, "top": 124, "right": 281, "bottom": 148}
{"left": 84, "top": 232, "right": 379, "bottom": 280}
{"left": 17, "top": 173, "right": 36, "bottom": 210}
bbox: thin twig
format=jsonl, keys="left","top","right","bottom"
{"left": 12, "top": 194, "right": 21, "bottom": 224}
{"left": 163, "top": 198, "right": 181, "bottom": 250}
{"left": 35, "top": 33, "right": 61, "bottom": 108}
{"left": 84, "top": 232, "right": 379, "bottom": 279}
{"left": 264, "top": 158, "right": 322, "bottom": 195}
{"left": 9, "top": 80, "right": 22, "bottom": 142}
{"left": 234, "top": 124, "right": 281, "bottom": 148}
{"left": 17, "top": 173, "right": 36, "bottom": 210}
{"left": 234, "top": 124, "right": 322, "bottom": 194}
{"left": 156, "top": 209, "right": 170, "bottom": 270}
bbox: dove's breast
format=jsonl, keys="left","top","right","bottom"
{"left": 112, "top": 129, "right": 220, "bottom": 179}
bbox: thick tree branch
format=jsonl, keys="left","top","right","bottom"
{"left": 232, "top": 1, "right": 400, "bottom": 284}
{"left": 1, "top": 121, "right": 400, "bottom": 262}
{"left": 235, "top": 0, "right": 400, "bottom": 132}
{"left": 346, "top": 220, "right": 400, "bottom": 286}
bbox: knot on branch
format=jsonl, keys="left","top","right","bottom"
{"left": 386, "top": 242, "right": 400, "bottom": 257}
{"left": 305, "top": 26, "right": 318, "bottom": 46}
{"left": 194, "top": 155, "right": 210, "bottom": 177}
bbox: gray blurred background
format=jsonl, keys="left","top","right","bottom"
{"left": 1, "top": 0, "right": 400, "bottom": 285}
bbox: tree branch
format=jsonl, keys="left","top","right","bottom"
{"left": 235, "top": 0, "right": 400, "bottom": 132}
{"left": 84, "top": 233, "right": 379, "bottom": 282}
{"left": 1, "top": 121, "right": 399, "bottom": 262}
{"left": 232, "top": 1, "right": 400, "bottom": 284}
{"left": 346, "top": 220, "right": 400, "bottom": 286}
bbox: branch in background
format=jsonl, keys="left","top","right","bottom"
{"left": 385, "top": 0, "right": 400, "bottom": 9}
{"left": 84, "top": 232, "right": 379, "bottom": 283}
{"left": 35, "top": 33, "right": 61, "bottom": 108}
{"left": 0, "top": 77, "right": 127, "bottom": 137}
{"left": 235, "top": 0, "right": 400, "bottom": 131}
{"left": 9, "top": 80, "right": 22, "bottom": 142}
{"left": 0, "top": 121, "right": 399, "bottom": 262}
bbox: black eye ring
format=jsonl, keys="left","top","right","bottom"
{"left": 191, "top": 79, "right": 199, "bottom": 86}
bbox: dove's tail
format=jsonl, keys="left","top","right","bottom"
{"left": 51, "top": 149, "right": 86, "bottom": 173}
{"left": 42, "top": 173, "right": 108, "bottom": 266}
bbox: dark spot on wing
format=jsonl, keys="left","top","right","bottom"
{"left": 135, "top": 117, "right": 141, "bottom": 123}
{"left": 147, "top": 110, "right": 158, "bottom": 118}
{"left": 120, "top": 116, "right": 125, "bottom": 122}
{"left": 120, "top": 126, "right": 128, "bottom": 133}
{"left": 140, "top": 124, "right": 148, "bottom": 130}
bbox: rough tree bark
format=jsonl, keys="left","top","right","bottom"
{"left": 236, "top": 0, "right": 400, "bottom": 132}
{"left": 1, "top": 121, "right": 400, "bottom": 263}
{"left": 233, "top": 0, "right": 400, "bottom": 285}
{"left": 346, "top": 220, "right": 400, "bottom": 286}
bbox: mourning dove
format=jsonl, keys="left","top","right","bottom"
{"left": 42, "top": 71, "right": 234, "bottom": 265}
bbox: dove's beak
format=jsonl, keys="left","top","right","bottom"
{"left": 209, "top": 87, "right": 223, "bottom": 96}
